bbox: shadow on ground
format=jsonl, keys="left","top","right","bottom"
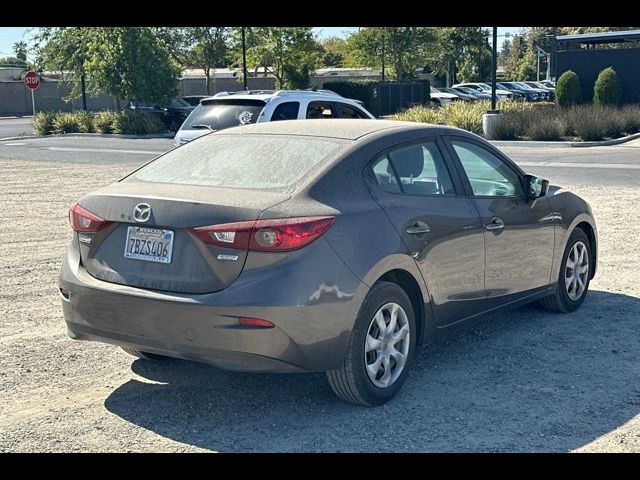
{"left": 104, "top": 290, "right": 640, "bottom": 452}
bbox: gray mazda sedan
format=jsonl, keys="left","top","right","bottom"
{"left": 59, "top": 119, "right": 597, "bottom": 406}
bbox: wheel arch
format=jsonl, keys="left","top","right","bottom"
{"left": 574, "top": 221, "right": 597, "bottom": 279}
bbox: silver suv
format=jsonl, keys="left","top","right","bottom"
{"left": 174, "top": 90, "right": 375, "bottom": 146}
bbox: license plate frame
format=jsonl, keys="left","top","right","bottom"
{"left": 124, "top": 226, "right": 174, "bottom": 264}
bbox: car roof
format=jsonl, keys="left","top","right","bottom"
{"left": 214, "top": 119, "right": 465, "bottom": 141}
{"left": 207, "top": 90, "right": 358, "bottom": 104}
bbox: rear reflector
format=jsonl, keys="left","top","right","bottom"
{"left": 69, "top": 202, "right": 113, "bottom": 232}
{"left": 239, "top": 317, "right": 275, "bottom": 328}
{"left": 189, "top": 216, "right": 335, "bottom": 252}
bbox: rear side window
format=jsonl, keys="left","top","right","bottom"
{"left": 182, "top": 99, "right": 266, "bottom": 131}
{"left": 306, "top": 102, "right": 338, "bottom": 119}
{"left": 128, "top": 134, "right": 348, "bottom": 192}
{"left": 270, "top": 101, "right": 300, "bottom": 121}
{"left": 338, "top": 104, "right": 369, "bottom": 119}
{"left": 371, "top": 141, "right": 455, "bottom": 196}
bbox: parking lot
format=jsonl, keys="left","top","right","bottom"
{"left": 1, "top": 135, "right": 639, "bottom": 452}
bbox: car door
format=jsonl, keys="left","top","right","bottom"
{"left": 366, "top": 138, "right": 486, "bottom": 326}
{"left": 445, "top": 136, "right": 555, "bottom": 309}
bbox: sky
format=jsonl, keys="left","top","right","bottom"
{"left": 0, "top": 27, "right": 523, "bottom": 60}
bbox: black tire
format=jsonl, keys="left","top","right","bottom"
{"left": 326, "top": 281, "right": 417, "bottom": 406}
{"left": 121, "top": 346, "right": 168, "bottom": 361}
{"left": 539, "top": 228, "right": 592, "bottom": 313}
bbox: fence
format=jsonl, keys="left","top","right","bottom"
{"left": 0, "top": 76, "right": 276, "bottom": 116}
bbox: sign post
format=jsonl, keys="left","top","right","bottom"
{"left": 24, "top": 71, "right": 41, "bottom": 117}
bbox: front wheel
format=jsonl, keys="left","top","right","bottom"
{"left": 327, "top": 281, "right": 416, "bottom": 406}
{"left": 539, "top": 228, "right": 592, "bottom": 313}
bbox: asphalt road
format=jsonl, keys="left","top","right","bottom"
{"left": 0, "top": 117, "right": 33, "bottom": 139}
{"left": 1, "top": 134, "right": 639, "bottom": 452}
{"left": 1, "top": 135, "right": 639, "bottom": 186}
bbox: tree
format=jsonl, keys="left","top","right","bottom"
{"left": 428, "top": 27, "right": 490, "bottom": 85}
{"left": 245, "top": 27, "right": 323, "bottom": 89}
{"left": 84, "top": 28, "right": 180, "bottom": 104}
{"left": 321, "top": 37, "right": 348, "bottom": 67}
{"left": 593, "top": 67, "right": 622, "bottom": 105}
{"left": 35, "top": 28, "right": 180, "bottom": 106}
{"left": 13, "top": 41, "right": 27, "bottom": 61}
{"left": 516, "top": 47, "right": 538, "bottom": 81}
{"left": 345, "top": 27, "right": 436, "bottom": 81}
{"left": 0, "top": 57, "right": 28, "bottom": 69}
{"left": 185, "top": 27, "right": 231, "bottom": 94}
{"left": 556, "top": 70, "right": 582, "bottom": 106}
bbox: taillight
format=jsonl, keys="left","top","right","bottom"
{"left": 189, "top": 216, "right": 335, "bottom": 252}
{"left": 69, "top": 202, "right": 113, "bottom": 232}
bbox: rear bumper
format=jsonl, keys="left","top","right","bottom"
{"left": 59, "top": 238, "right": 367, "bottom": 373}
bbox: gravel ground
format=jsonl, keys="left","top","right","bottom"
{"left": 1, "top": 158, "right": 639, "bottom": 452}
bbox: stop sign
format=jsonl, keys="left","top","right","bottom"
{"left": 24, "top": 71, "right": 40, "bottom": 90}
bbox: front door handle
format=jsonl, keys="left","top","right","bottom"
{"left": 406, "top": 221, "right": 430, "bottom": 234}
{"left": 484, "top": 217, "right": 505, "bottom": 231}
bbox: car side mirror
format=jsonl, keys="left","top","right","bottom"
{"left": 524, "top": 174, "right": 549, "bottom": 199}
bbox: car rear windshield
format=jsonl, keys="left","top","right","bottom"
{"left": 182, "top": 99, "right": 266, "bottom": 131}
{"left": 127, "top": 134, "right": 349, "bottom": 191}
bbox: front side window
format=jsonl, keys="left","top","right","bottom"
{"left": 451, "top": 140, "right": 523, "bottom": 197}
{"left": 370, "top": 141, "right": 455, "bottom": 196}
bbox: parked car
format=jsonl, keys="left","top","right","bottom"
{"left": 452, "top": 82, "right": 517, "bottom": 101}
{"left": 60, "top": 119, "right": 598, "bottom": 406}
{"left": 436, "top": 87, "right": 478, "bottom": 102}
{"left": 514, "top": 82, "right": 551, "bottom": 101}
{"left": 524, "top": 81, "right": 555, "bottom": 101}
{"left": 496, "top": 82, "right": 538, "bottom": 101}
{"left": 181, "top": 95, "right": 211, "bottom": 107}
{"left": 451, "top": 86, "right": 493, "bottom": 101}
{"left": 173, "top": 90, "right": 375, "bottom": 146}
{"left": 539, "top": 80, "right": 556, "bottom": 89}
{"left": 429, "top": 87, "right": 463, "bottom": 107}
{"left": 126, "top": 98, "right": 196, "bottom": 132}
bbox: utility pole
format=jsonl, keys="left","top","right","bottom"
{"left": 491, "top": 26, "right": 497, "bottom": 111}
{"left": 241, "top": 27, "right": 248, "bottom": 90}
{"left": 381, "top": 33, "right": 386, "bottom": 82}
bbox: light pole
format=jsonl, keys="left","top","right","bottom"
{"left": 241, "top": 27, "right": 248, "bottom": 90}
{"left": 491, "top": 26, "right": 497, "bottom": 112}
{"left": 381, "top": 33, "right": 386, "bottom": 83}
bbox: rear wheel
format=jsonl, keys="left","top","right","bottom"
{"left": 539, "top": 228, "right": 592, "bottom": 313}
{"left": 121, "top": 346, "right": 168, "bottom": 361}
{"left": 327, "top": 281, "right": 416, "bottom": 406}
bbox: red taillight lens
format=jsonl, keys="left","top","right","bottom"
{"left": 68, "top": 202, "right": 113, "bottom": 232}
{"left": 188, "top": 216, "right": 335, "bottom": 252}
{"left": 249, "top": 216, "right": 336, "bottom": 252}
{"left": 239, "top": 317, "right": 275, "bottom": 328}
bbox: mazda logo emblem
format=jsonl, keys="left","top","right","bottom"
{"left": 133, "top": 203, "right": 151, "bottom": 223}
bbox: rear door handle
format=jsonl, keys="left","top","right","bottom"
{"left": 406, "top": 221, "right": 430, "bottom": 234}
{"left": 484, "top": 217, "right": 505, "bottom": 231}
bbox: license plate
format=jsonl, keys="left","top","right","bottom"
{"left": 124, "top": 226, "right": 174, "bottom": 264}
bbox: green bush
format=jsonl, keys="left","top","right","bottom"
{"left": 93, "top": 111, "right": 122, "bottom": 134}
{"left": 526, "top": 117, "right": 564, "bottom": 141}
{"left": 75, "top": 111, "right": 96, "bottom": 133}
{"left": 593, "top": 67, "right": 622, "bottom": 106}
{"left": 52, "top": 112, "right": 82, "bottom": 134}
{"left": 120, "top": 111, "right": 165, "bottom": 135}
{"left": 390, "top": 106, "right": 442, "bottom": 124}
{"left": 439, "top": 101, "right": 485, "bottom": 134}
{"left": 32, "top": 111, "right": 57, "bottom": 135}
{"left": 556, "top": 70, "right": 582, "bottom": 107}
{"left": 620, "top": 105, "right": 640, "bottom": 133}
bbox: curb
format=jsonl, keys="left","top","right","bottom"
{"left": 0, "top": 132, "right": 175, "bottom": 142}
{"left": 492, "top": 132, "right": 640, "bottom": 148}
